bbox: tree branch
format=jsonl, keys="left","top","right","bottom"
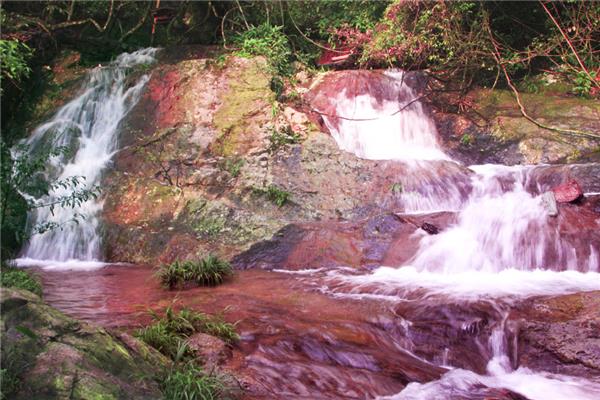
{"left": 485, "top": 17, "right": 600, "bottom": 141}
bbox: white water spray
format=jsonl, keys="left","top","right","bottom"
{"left": 16, "top": 48, "right": 157, "bottom": 266}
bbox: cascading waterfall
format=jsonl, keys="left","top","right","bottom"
{"left": 317, "top": 69, "right": 600, "bottom": 399}
{"left": 15, "top": 48, "right": 157, "bottom": 267}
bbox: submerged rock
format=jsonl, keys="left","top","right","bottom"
{"left": 187, "top": 332, "right": 231, "bottom": 369}
{"left": 1, "top": 288, "right": 168, "bottom": 400}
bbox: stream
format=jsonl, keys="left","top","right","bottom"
{"left": 15, "top": 52, "right": 600, "bottom": 399}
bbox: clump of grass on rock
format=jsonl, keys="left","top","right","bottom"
{"left": 162, "top": 362, "right": 233, "bottom": 400}
{"left": 157, "top": 255, "right": 233, "bottom": 290}
{"left": 136, "top": 305, "right": 239, "bottom": 360}
{"left": 136, "top": 304, "right": 239, "bottom": 399}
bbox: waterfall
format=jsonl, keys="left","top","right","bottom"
{"left": 316, "top": 69, "right": 598, "bottom": 273}
{"left": 315, "top": 68, "right": 600, "bottom": 400}
{"left": 15, "top": 48, "right": 157, "bottom": 267}
{"left": 318, "top": 71, "right": 449, "bottom": 161}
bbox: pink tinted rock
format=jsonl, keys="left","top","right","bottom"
{"left": 552, "top": 179, "right": 583, "bottom": 203}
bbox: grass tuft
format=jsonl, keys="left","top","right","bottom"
{"left": 252, "top": 184, "right": 290, "bottom": 207}
{"left": 162, "top": 362, "right": 232, "bottom": 400}
{"left": 157, "top": 255, "right": 233, "bottom": 290}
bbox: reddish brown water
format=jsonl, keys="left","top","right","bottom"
{"left": 35, "top": 264, "right": 557, "bottom": 399}
{"left": 35, "top": 264, "right": 448, "bottom": 399}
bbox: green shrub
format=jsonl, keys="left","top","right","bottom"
{"left": 233, "top": 23, "right": 292, "bottom": 76}
{"left": 162, "top": 363, "right": 230, "bottom": 400}
{"left": 157, "top": 256, "right": 233, "bottom": 290}
{"left": 0, "top": 265, "right": 42, "bottom": 296}
{"left": 573, "top": 70, "right": 597, "bottom": 97}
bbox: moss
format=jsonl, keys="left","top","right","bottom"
{"left": 212, "top": 59, "right": 273, "bottom": 156}
{"left": 71, "top": 377, "right": 119, "bottom": 400}
{"left": 2, "top": 288, "right": 166, "bottom": 399}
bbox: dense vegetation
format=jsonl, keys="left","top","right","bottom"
{"left": 0, "top": 262, "right": 42, "bottom": 296}
{"left": 1, "top": 0, "right": 598, "bottom": 256}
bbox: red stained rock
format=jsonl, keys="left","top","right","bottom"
{"left": 317, "top": 46, "right": 353, "bottom": 66}
{"left": 552, "top": 179, "right": 583, "bottom": 203}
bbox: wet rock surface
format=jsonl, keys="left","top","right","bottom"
{"left": 511, "top": 291, "right": 600, "bottom": 379}
{"left": 102, "top": 47, "right": 473, "bottom": 264}
{"left": 232, "top": 212, "right": 455, "bottom": 270}
{"left": 1, "top": 287, "right": 167, "bottom": 400}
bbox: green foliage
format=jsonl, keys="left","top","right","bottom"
{"left": 253, "top": 185, "right": 291, "bottom": 207}
{"left": 218, "top": 157, "right": 244, "bottom": 178}
{"left": 0, "top": 264, "right": 42, "bottom": 296}
{"left": 0, "top": 140, "right": 100, "bottom": 256}
{"left": 267, "top": 125, "right": 301, "bottom": 153}
{"left": 0, "top": 344, "right": 30, "bottom": 400}
{"left": 390, "top": 183, "right": 403, "bottom": 194}
{"left": 136, "top": 304, "right": 238, "bottom": 399}
{"left": 157, "top": 256, "right": 234, "bottom": 290}
{"left": 573, "top": 71, "right": 597, "bottom": 97}
{"left": 162, "top": 363, "right": 231, "bottom": 400}
{"left": 0, "top": 39, "right": 32, "bottom": 87}
{"left": 136, "top": 305, "right": 239, "bottom": 359}
{"left": 460, "top": 133, "right": 474, "bottom": 147}
{"left": 195, "top": 217, "right": 225, "bottom": 237}
{"left": 233, "top": 23, "right": 292, "bottom": 76}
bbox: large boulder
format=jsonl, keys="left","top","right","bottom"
{"left": 434, "top": 89, "right": 600, "bottom": 165}
{"left": 510, "top": 290, "right": 600, "bottom": 379}
{"left": 1, "top": 288, "right": 168, "bottom": 400}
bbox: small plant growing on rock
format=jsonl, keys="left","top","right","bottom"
{"left": 136, "top": 304, "right": 239, "bottom": 399}
{"left": 460, "top": 133, "right": 474, "bottom": 147}
{"left": 253, "top": 184, "right": 291, "bottom": 207}
{"left": 218, "top": 157, "right": 245, "bottom": 178}
{"left": 136, "top": 304, "right": 239, "bottom": 359}
{"left": 157, "top": 256, "right": 233, "bottom": 290}
{"left": 195, "top": 216, "right": 225, "bottom": 237}
{"left": 390, "top": 182, "right": 403, "bottom": 194}
{"left": 267, "top": 125, "right": 301, "bottom": 153}
{"left": 162, "top": 362, "right": 231, "bottom": 400}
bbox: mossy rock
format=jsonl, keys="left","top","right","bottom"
{"left": 1, "top": 288, "right": 168, "bottom": 400}
{"left": 212, "top": 57, "right": 273, "bottom": 156}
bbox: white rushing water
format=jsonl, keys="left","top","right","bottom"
{"left": 318, "top": 69, "right": 600, "bottom": 399}
{"left": 15, "top": 48, "right": 157, "bottom": 268}
{"left": 320, "top": 71, "right": 449, "bottom": 161}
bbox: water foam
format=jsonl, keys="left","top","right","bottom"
{"left": 328, "top": 267, "right": 600, "bottom": 301}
